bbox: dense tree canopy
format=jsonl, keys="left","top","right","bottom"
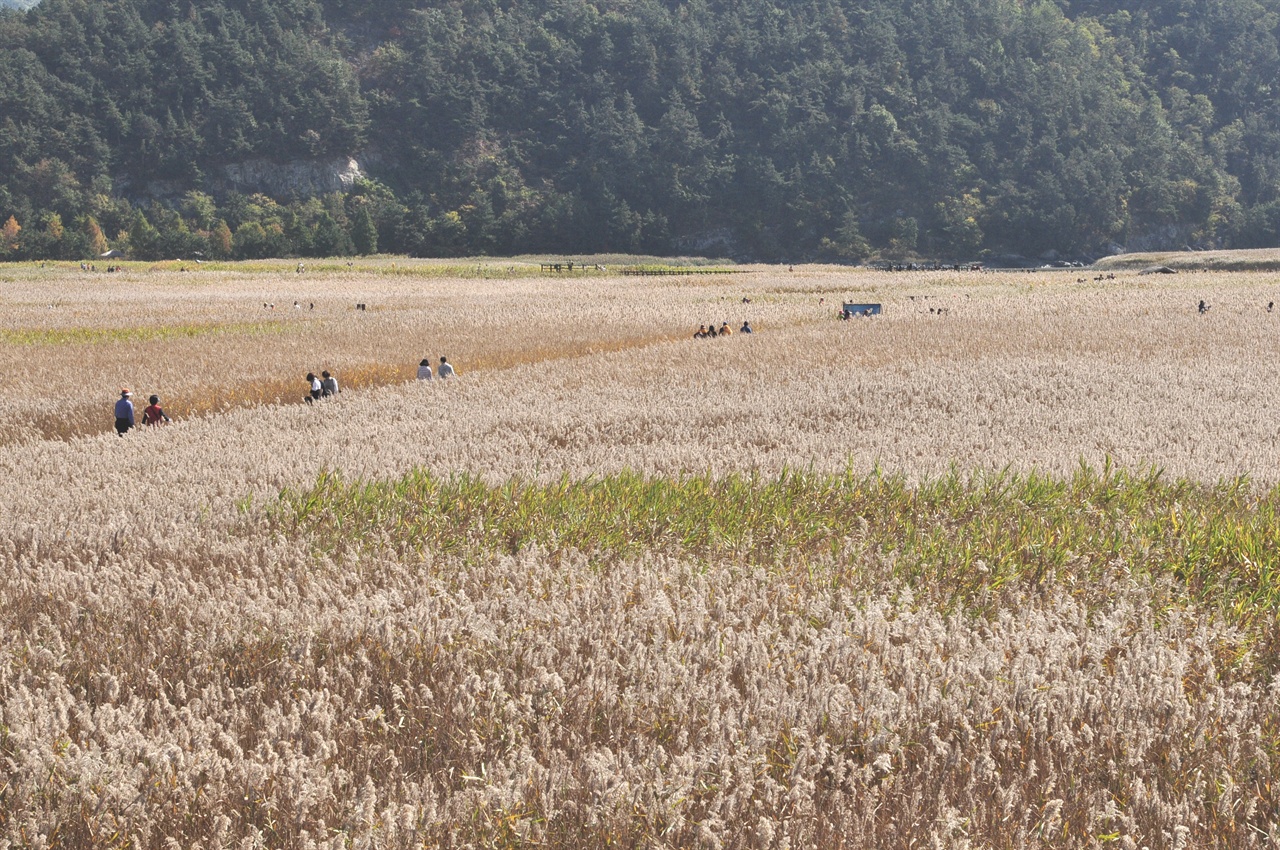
{"left": 2, "top": 0, "right": 1279, "bottom": 260}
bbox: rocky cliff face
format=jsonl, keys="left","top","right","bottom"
{"left": 673, "top": 228, "right": 741, "bottom": 260}
{"left": 1123, "top": 223, "right": 1201, "bottom": 253}
{"left": 127, "top": 156, "right": 367, "bottom": 202}
{"left": 215, "top": 157, "right": 365, "bottom": 200}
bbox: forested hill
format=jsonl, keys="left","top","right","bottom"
{"left": 2, "top": 0, "right": 1280, "bottom": 262}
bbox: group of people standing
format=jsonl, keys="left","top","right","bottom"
{"left": 114, "top": 388, "right": 171, "bottom": 435}
{"left": 417, "top": 356, "right": 456, "bottom": 380}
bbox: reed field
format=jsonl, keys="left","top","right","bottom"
{"left": 2, "top": 258, "right": 1280, "bottom": 848}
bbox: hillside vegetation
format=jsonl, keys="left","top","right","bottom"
{"left": 3, "top": 0, "right": 1280, "bottom": 261}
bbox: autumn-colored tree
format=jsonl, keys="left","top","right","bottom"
{"left": 85, "top": 216, "right": 109, "bottom": 256}
{"left": 41, "top": 213, "right": 66, "bottom": 259}
{"left": 44, "top": 213, "right": 65, "bottom": 242}
{"left": 2, "top": 215, "right": 21, "bottom": 251}
{"left": 210, "top": 220, "right": 233, "bottom": 259}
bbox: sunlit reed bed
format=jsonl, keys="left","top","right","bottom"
{"left": 2, "top": 262, "right": 1280, "bottom": 847}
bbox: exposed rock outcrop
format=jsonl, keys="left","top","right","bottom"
{"left": 673, "top": 228, "right": 739, "bottom": 258}
{"left": 215, "top": 157, "right": 365, "bottom": 200}
{"left": 1123, "top": 223, "right": 1198, "bottom": 253}
{"left": 122, "top": 155, "right": 369, "bottom": 203}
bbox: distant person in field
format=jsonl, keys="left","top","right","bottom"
{"left": 1198, "top": 299, "right": 1209, "bottom": 314}
{"left": 305, "top": 372, "right": 321, "bottom": 403}
{"left": 142, "top": 395, "right": 171, "bottom": 426}
{"left": 417, "top": 358, "right": 433, "bottom": 380}
{"left": 740, "top": 320, "right": 753, "bottom": 333}
{"left": 694, "top": 324, "right": 709, "bottom": 339}
{"left": 719, "top": 322, "right": 732, "bottom": 336}
{"left": 114, "top": 389, "right": 135, "bottom": 435}
{"left": 320, "top": 370, "right": 339, "bottom": 397}
{"left": 437, "top": 356, "right": 456, "bottom": 379}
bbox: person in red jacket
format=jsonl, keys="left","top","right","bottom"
{"left": 142, "top": 394, "right": 171, "bottom": 426}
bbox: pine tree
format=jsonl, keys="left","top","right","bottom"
{"left": 351, "top": 206, "right": 377, "bottom": 255}
{"left": 128, "top": 211, "right": 161, "bottom": 260}
{"left": 313, "top": 212, "right": 352, "bottom": 257}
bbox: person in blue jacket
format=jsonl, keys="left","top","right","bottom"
{"left": 114, "top": 388, "right": 135, "bottom": 435}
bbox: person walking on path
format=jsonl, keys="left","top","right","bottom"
{"left": 437, "top": 356, "right": 456, "bottom": 379}
{"left": 320, "top": 370, "right": 339, "bottom": 397}
{"left": 417, "top": 358, "right": 433, "bottom": 380}
{"left": 142, "top": 394, "right": 171, "bottom": 426}
{"left": 114, "top": 389, "right": 135, "bottom": 435}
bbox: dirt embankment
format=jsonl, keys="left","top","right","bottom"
{"left": 1094, "top": 247, "right": 1280, "bottom": 272}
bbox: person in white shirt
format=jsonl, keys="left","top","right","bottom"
{"left": 305, "top": 372, "right": 321, "bottom": 403}
{"left": 417, "top": 358, "right": 433, "bottom": 380}
{"left": 437, "top": 356, "right": 456, "bottom": 379}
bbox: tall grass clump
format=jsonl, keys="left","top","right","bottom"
{"left": 276, "top": 463, "right": 1280, "bottom": 653}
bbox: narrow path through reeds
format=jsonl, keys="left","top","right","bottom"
{"left": 15, "top": 325, "right": 761, "bottom": 444}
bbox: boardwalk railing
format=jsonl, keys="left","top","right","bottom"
{"left": 538, "top": 262, "right": 749, "bottom": 276}
{"left": 540, "top": 262, "right": 606, "bottom": 272}
{"left": 620, "top": 267, "right": 747, "bottom": 276}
